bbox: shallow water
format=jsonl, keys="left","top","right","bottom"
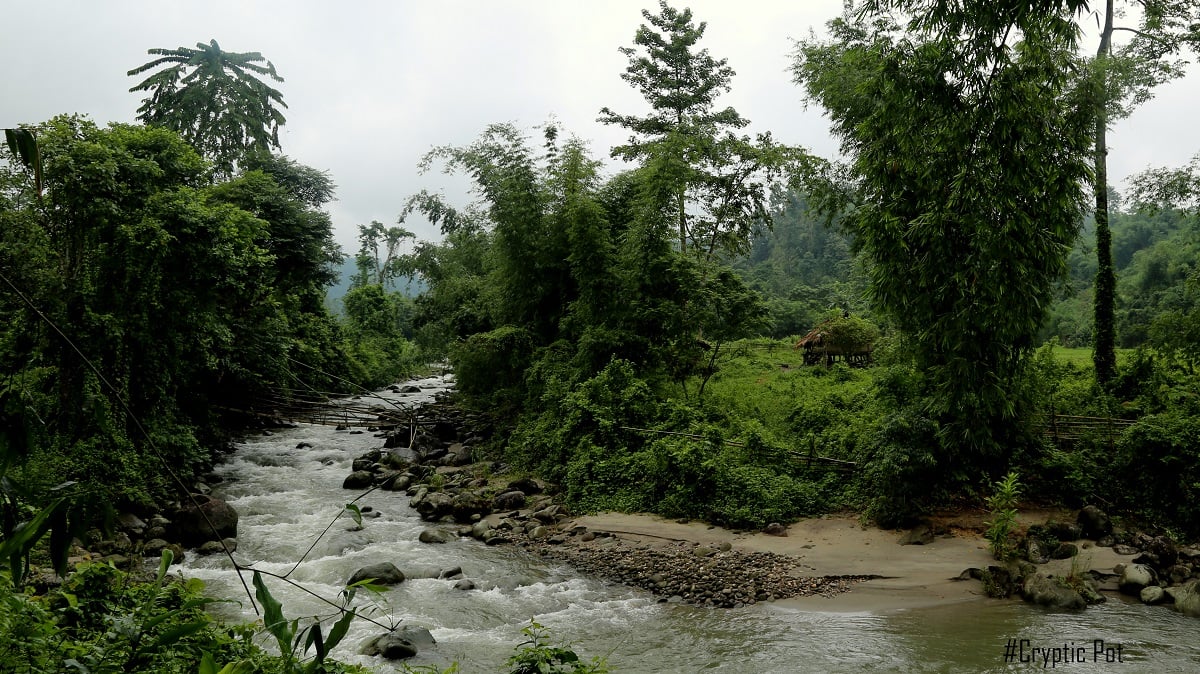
{"left": 180, "top": 374, "right": 1200, "bottom": 673}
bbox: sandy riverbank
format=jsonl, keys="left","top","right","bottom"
{"left": 560, "top": 510, "right": 1137, "bottom": 612}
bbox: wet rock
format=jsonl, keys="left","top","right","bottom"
{"left": 454, "top": 579, "right": 476, "bottom": 590}
{"left": 418, "top": 528, "right": 456, "bottom": 544}
{"left": 1113, "top": 544, "right": 1139, "bottom": 556}
{"left": 197, "top": 540, "right": 227, "bottom": 555}
{"left": 470, "top": 520, "right": 492, "bottom": 540}
{"left": 450, "top": 493, "right": 490, "bottom": 523}
{"left": 763, "top": 523, "right": 787, "bottom": 537}
{"left": 1168, "top": 579, "right": 1200, "bottom": 617}
{"left": 174, "top": 495, "right": 238, "bottom": 547}
{"left": 296, "top": 442, "right": 313, "bottom": 449}
{"left": 342, "top": 471, "right": 375, "bottom": 490}
{"left": 1141, "top": 585, "right": 1167, "bottom": 605}
{"left": 415, "top": 492, "right": 454, "bottom": 521}
{"left": 1022, "top": 573, "right": 1086, "bottom": 610}
{"left": 361, "top": 634, "right": 417, "bottom": 660}
{"left": 352, "top": 458, "right": 375, "bottom": 472}
{"left": 1076, "top": 506, "right": 1112, "bottom": 539}
{"left": 439, "top": 566, "right": 463, "bottom": 579}
{"left": 1046, "top": 521, "right": 1083, "bottom": 542}
{"left": 349, "top": 563, "right": 405, "bottom": 586}
{"left": 1118, "top": 563, "right": 1156, "bottom": 596}
{"left": 1050, "top": 542, "right": 1079, "bottom": 560}
{"left": 400, "top": 385, "right": 422, "bottom": 394}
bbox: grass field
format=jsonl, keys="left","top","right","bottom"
{"left": 1043, "top": 345, "right": 1133, "bottom": 370}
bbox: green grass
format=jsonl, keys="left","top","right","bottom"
{"left": 684, "top": 337, "right": 875, "bottom": 457}
{"left": 1045, "top": 346, "right": 1133, "bottom": 370}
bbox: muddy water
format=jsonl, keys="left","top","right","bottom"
{"left": 179, "top": 374, "right": 1200, "bottom": 673}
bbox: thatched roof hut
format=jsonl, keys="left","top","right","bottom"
{"left": 795, "top": 314, "right": 878, "bottom": 367}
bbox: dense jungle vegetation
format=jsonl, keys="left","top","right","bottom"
{"left": 3, "top": 0, "right": 1200, "bottom": 672}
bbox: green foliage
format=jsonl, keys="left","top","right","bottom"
{"left": 0, "top": 115, "right": 354, "bottom": 508}
{"left": 984, "top": 471, "right": 1023, "bottom": 561}
{"left": 1112, "top": 410, "right": 1200, "bottom": 534}
{"left": 598, "top": 1, "right": 799, "bottom": 261}
{"left": 0, "top": 555, "right": 302, "bottom": 674}
{"left": 507, "top": 620, "right": 609, "bottom": 674}
{"left": 793, "top": 5, "right": 1093, "bottom": 491}
{"left": 451, "top": 326, "right": 536, "bottom": 410}
{"left": 128, "top": 39, "right": 287, "bottom": 177}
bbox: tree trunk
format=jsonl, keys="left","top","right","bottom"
{"left": 1092, "top": 0, "right": 1117, "bottom": 386}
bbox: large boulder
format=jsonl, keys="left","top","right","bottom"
{"left": 360, "top": 633, "right": 417, "bottom": 660}
{"left": 343, "top": 471, "right": 375, "bottom": 490}
{"left": 492, "top": 490, "right": 526, "bottom": 511}
{"left": 348, "top": 563, "right": 405, "bottom": 586}
{"left": 1168, "top": 579, "right": 1200, "bottom": 618}
{"left": 173, "top": 495, "right": 238, "bottom": 547}
{"left": 1076, "top": 505, "right": 1112, "bottom": 540}
{"left": 1118, "top": 563, "right": 1156, "bottom": 596}
{"left": 507, "top": 477, "right": 544, "bottom": 495}
{"left": 1022, "top": 573, "right": 1086, "bottom": 610}
{"left": 415, "top": 492, "right": 454, "bottom": 521}
{"left": 418, "top": 528, "right": 456, "bottom": 544}
{"left": 449, "top": 493, "right": 491, "bottom": 523}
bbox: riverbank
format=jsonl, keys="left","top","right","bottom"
{"left": 537, "top": 510, "right": 1138, "bottom": 613}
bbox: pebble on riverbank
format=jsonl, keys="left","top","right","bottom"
{"left": 510, "top": 528, "right": 870, "bottom": 608}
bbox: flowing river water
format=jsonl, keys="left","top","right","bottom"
{"left": 180, "top": 374, "right": 1200, "bottom": 673}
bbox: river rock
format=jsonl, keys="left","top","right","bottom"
{"left": 763, "top": 523, "right": 787, "bottom": 537}
{"left": 1050, "top": 542, "right": 1079, "bottom": 560}
{"left": 173, "top": 494, "right": 238, "bottom": 547}
{"left": 384, "top": 428, "right": 412, "bottom": 449}
{"left": 1141, "top": 585, "right": 1167, "bottom": 605}
{"left": 1113, "top": 544, "right": 1139, "bottom": 556}
{"left": 1022, "top": 573, "right": 1086, "bottom": 610}
{"left": 400, "top": 385, "right": 422, "bottom": 394}
{"left": 1118, "top": 563, "right": 1156, "bottom": 595}
{"left": 343, "top": 471, "right": 375, "bottom": 490}
{"left": 470, "top": 520, "right": 492, "bottom": 540}
{"left": 1168, "top": 579, "right": 1200, "bottom": 617}
{"left": 1076, "top": 505, "right": 1112, "bottom": 539}
{"left": 351, "top": 458, "right": 375, "bottom": 472}
{"left": 415, "top": 492, "right": 454, "bottom": 521}
{"left": 439, "top": 566, "right": 463, "bottom": 579}
{"left": 507, "top": 477, "right": 544, "bottom": 495}
{"left": 450, "top": 493, "right": 490, "bottom": 523}
{"left": 361, "top": 634, "right": 417, "bottom": 660}
{"left": 1046, "top": 521, "right": 1083, "bottom": 542}
{"left": 898, "top": 523, "right": 934, "bottom": 545}
{"left": 493, "top": 490, "right": 526, "bottom": 511}
{"left": 533, "top": 505, "right": 562, "bottom": 523}
{"left": 197, "top": 540, "right": 229, "bottom": 555}
{"left": 454, "top": 579, "right": 476, "bottom": 590}
{"left": 418, "top": 528, "right": 456, "bottom": 544}
{"left": 349, "top": 563, "right": 405, "bottom": 586}
{"left": 117, "top": 513, "right": 147, "bottom": 536}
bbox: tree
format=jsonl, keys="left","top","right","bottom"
{"left": 598, "top": 1, "right": 795, "bottom": 261}
{"left": 1088, "top": 0, "right": 1200, "bottom": 385}
{"left": 793, "top": 5, "right": 1093, "bottom": 469}
{"left": 128, "top": 39, "right": 287, "bottom": 177}
{"left": 352, "top": 220, "right": 415, "bottom": 289}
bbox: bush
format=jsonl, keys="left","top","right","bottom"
{"left": 1111, "top": 411, "right": 1200, "bottom": 535}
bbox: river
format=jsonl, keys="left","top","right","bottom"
{"left": 180, "top": 374, "right": 1200, "bottom": 673}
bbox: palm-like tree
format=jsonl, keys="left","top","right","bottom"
{"left": 129, "top": 39, "right": 287, "bottom": 176}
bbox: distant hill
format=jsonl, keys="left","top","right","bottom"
{"left": 324, "top": 258, "right": 425, "bottom": 313}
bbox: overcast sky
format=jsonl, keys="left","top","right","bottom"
{"left": 5, "top": 1, "right": 1198, "bottom": 252}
